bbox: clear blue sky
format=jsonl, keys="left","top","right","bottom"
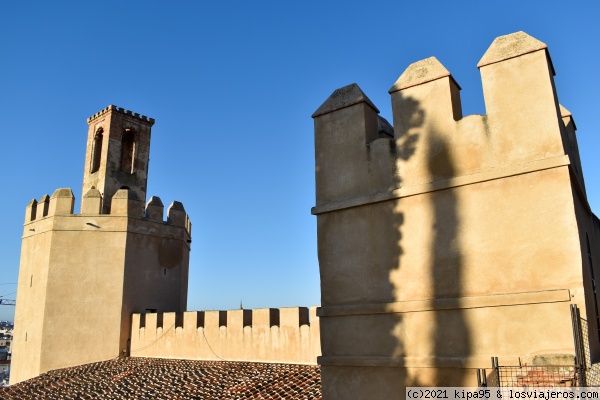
{"left": 1, "top": 2, "right": 599, "bottom": 322}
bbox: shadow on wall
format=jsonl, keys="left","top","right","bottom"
{"left": 428, "top": 124, "right": 470, "bottom": 385}
{"left": 387, "top": 91, "right": 470, "bottom": 386}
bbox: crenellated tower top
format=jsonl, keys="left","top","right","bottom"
{"left": 82, "top": 105, "right": 154, "bottom": 213}
{"left": 312, "top": 31, "right": 577, "bottom": 209}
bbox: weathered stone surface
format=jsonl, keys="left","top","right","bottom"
{"left": 312, "top": 83, "right": 379, "bottom": 118}
{"left": 477, "top": 31, "right": 547, "bottom": 68}
{"left": 389, "top": 56, "right": 455, "bottom": 92}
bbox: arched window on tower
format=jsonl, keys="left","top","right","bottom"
{"left": 91, "top": 128, "right": 103, "bottom": 173}
{"left": 120, "top": 128, "right": 135, "bottom": 174}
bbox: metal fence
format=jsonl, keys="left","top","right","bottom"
{"left": 477, "top": 305, "right": 600, "bottom": 387}
{"left": 572, "top": 305, "right": 600, "bottom": 386}
{"left": 477, "top": 357, "right": 581, "bottom": 387}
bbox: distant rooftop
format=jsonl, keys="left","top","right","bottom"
{"left": 1, "top": 357, "right": 322, "bottom": 399}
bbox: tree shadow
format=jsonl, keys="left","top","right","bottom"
{"left": 386, "top": 92, "right": 470, "bottom": 387}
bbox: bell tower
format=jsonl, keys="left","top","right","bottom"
{"left": 83, "top": 105, "right": 155, "bottom": 213}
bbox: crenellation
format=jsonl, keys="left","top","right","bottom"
{"left": 280, "top": 307, "right": 309, "bottom": 328}
{"left": 204, "top": 310, "right": 220, "bottom": 330}
{"left": 477, "top": 31, "right": 550, "bottom": 69}
{"left": 48, "top": 188, "right": 74, "bottom": 216}
{"left": 479, "top": 32, "right": 564, "bottom": 167}
{"left": 132, "top": 314, "right": 142, "bottom": 332}
{"left": 81, "top": 188, "right": 102, "bottom": 215}
{"left": 163, "top": 312, "right": 176, "bottom": 330}
{"left": 110, "top": 188, "right": 144, "bottom": 216}
{"left": 145, "top": 196, "right": 164, "bottom": 221}
{"left": 25, "top": 199, "right": 37, "bottom": 224}
{"left": 36, "top": 194, "right": 50, "bottom": 220}
{"left": 390, "top": 56, "right": 466, "bottom": 186}
{"left": 133, "top": 308, "right": 318, "bottom": 332}
{"left": 167, "top": 201, "right": 187, "bottom": 226}
{"left": 313, "top": 83, "right": 384, "bottom": 205}
{"left": 145, "top": 313, "right": 159, "bottom": 332}
{"left": 227, "top": 310, "right": 244, "bottom": 332}
{"left": 315, "top": 31, "right": 572, "bottom": 206}
{"left": 130, "top": 307, "right": 321, "bottom": 364}
{"left": 87, "top": 105, "right": 154, "bottom": 125}
{"left": 183, "top": 311, "right": 198, "bottom": 330}
{"left": 389, "top": 56, "right": 459, "bottom": 93}
{"left": 312, "top": 83, "right": 379, "bottom": 118}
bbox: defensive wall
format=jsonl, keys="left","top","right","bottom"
{"left": 130, "top": 307, "right": 321, "bottom": 364}
{"left": 313, "top": 31, "right": 600, "bottom": 398}
{"left": 11, "top": 187, "right": 191, "bottom": 384}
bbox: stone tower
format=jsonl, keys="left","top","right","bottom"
{"left": 313, "top": 32, "right": 600, "bottom": 398}
{"left": 10, "top": 106, "right": 192, "bottom": 384}
{"left": 83, "top": 105, "right": 154, "bottom": 213}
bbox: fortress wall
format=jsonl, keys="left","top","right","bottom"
{"left": 25, "top": 187, "right": 192, "bottom": 237}
{"left": 11, "top": 188, "right": 192, "bottom": 384}
{"left": 130, "top": 307, "right": 321, "bottom": 364}
{"left": 313, "top": 31, "right": 596, "bottom": 397}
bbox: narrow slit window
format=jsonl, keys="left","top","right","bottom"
{"left": 91, "top": 128, "right": 103, "bottom": 173}
{"left": 120, "top": 129, "right": 135, "bottom": 174}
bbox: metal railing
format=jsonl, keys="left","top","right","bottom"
{"left": 477, "top": 305, "right": 600, "bottom": 387}
{"left": 478, "top": 357, "right": 581, "bottom": 387}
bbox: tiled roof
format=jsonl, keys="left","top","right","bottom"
{"left": 1, "top": 357, "right": 322, "bottom": 399}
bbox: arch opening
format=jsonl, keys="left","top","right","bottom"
{"left": 120, "top": 129, "right": 135, "bottom": 174}
{"left": 91, "top": 128, "right": 103, "bottom": 173}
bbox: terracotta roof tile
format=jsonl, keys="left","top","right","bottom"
{"left": 1, "top": 357, "right": 322, "bottom": 399}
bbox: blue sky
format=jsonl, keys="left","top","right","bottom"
{"left": 1, "top": 2, "right": 599, "bottom": 322}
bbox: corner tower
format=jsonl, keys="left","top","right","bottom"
{"left": 83, "top": 105, "right": 155, "bottom": 213}
{"left": 313, "top": 32, "right": 600, "bottom": 397}
{"left": 11, "top": 106, "right": 191, "bottom": 385}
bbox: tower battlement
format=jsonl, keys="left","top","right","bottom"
{"left": 312, "top": 31, "right": 598, "bottom": 397}
{"left": 312, "top": 31, "right": 582, "bottom": 212}
{"left": 24, "top": 189, "right": 192, "bottom": 235}
{"left": 87, "top": 105, "right": 155, "bottom": 125}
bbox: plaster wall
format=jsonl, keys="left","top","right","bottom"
{"left": 11, "top": 212, "right": 52, "bottom": 383}
{"left": 313, "top": 32, "right": 598, "bottom": 399}
{"left": 10, "top": 189, "right": 191, "bottom": 384}
{"left": 130, "top": 307, "right": 321, "bottom": 364}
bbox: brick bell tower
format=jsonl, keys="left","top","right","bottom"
{"left": 83, "top": 105, "right": 155, "bottom": 213}
{"left": 11, "top": 105, "right": 191, "bottom": 385}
